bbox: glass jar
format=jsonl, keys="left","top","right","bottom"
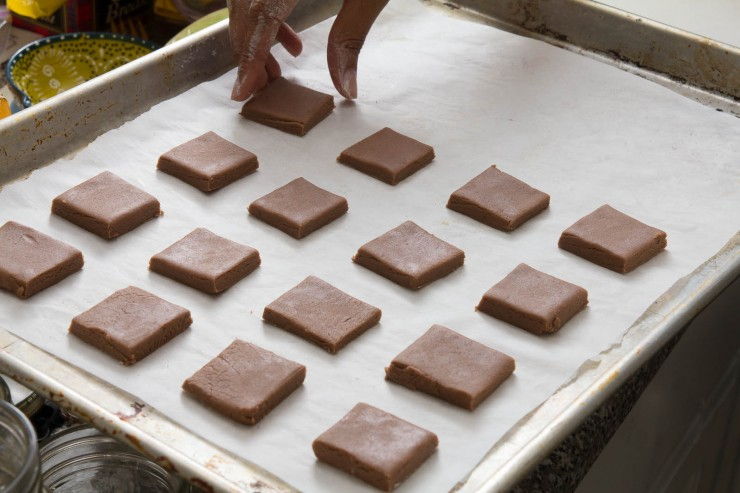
{"left": 0, "top": 400, "right": 43, "bottom": 493}
{"left": 39, "top": 425, "right": 189, "bottom": 492}
{"left": 0, "top": 374, "right": 58, "bottom": 441}
{"left": 0, "top": 374, "right": 44, "bottom": 417}
{"left": 0, "top": 375, "right": 10, "bottom": 402}
{"left": 14, "top": 393, "right": 44, "bottom": 419}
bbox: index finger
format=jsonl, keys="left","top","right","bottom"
{"left": 230, "top": 0, "right": 299, "bottom": 101}
{"left": 328, "top": 0, "right": 389, "bottom": 99}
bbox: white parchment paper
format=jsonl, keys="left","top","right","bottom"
{"left": 1, "top": 2, "right": 739, "bottom": 491}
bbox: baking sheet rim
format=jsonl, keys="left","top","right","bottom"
{"left": 1, "top": 233, "right": 736, "bottom": 492}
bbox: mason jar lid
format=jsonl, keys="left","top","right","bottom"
{"left": 0, "top": 373, "right": 44, "bottom": 417}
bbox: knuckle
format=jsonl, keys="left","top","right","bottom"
{"left": 339, "top": 38, "right": 365, "bottom": 52}
{"left": 248, "top": 0, "right": 282, "bottom": 23}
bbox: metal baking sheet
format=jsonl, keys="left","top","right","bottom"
{"left": 1, "top": 1, "right": 739, "bottom": 492}
{"left": 437, "top": 0, "right": 740, "bottom": 110}
{"left": 0, "top": 0, "right": 342, "bottom": 184}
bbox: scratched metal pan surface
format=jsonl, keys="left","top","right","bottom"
{"left": 0, "top": 1, "right": 738, "bottom": 492}
{"left": 437, "top": 0, "right": 740, "bottom": 115}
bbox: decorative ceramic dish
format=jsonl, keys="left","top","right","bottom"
{"left": 6, "top": 32, "right": 157, "bottom": 107}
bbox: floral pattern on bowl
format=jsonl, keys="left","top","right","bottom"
{"left": 6, "top": 32, "right": 157, "bottom": 107}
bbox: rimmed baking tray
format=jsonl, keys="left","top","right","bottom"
{"left": 0, "top": 1, "right": 738, "bottom": 492}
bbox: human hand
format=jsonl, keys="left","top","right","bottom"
{"left": 228, "top": 0, "right": 389, "bottom": 101}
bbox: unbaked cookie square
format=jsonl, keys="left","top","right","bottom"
{"left": 240, "top": 77, "right": 334, "bottom": 136}
{"left": 386, "top": 325, "right": 515, "bottom": 410}
{"left": 0, "top": 221, "right": 83, "bottom": 299}
{"left": 559, "top": 204, "right": 667, "bottom": 273}
{"left": 312, "top": 403, "right": 438, "bottom": 491}
{"left": 183, "top": 339, "right": 305, "bottom": 424}
{"left": 52, "top": 171, "right": 160, "bottom": 239}
{"left": 353, "top": 221, "right": 464, "bottom": 289}
{"left": 248, "top": 177, "right": 348, "bottom": 239}
{"left": 263, "top": 276, "right": 381, "bottom": 353}
{"left": 447, "top": 166, "right": 549, "bottom": 231}
{"left": 477, "top": 263, "right": 587, "bottom": 335}
{"left": 157, "top": 132, "right": 258, "bottom": 192}
{"left": 338, "top": 127, "right": 435, "bottom": 185}
{"left": 150, "top": 228, "right": 260, "bottom": 294}
{"left": 70, "top": 286, "right": 192, "bottom": 365}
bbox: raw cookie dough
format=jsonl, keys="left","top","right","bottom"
{"left": 150, "top": 228, "right": 260, "bottom": 294}
{"left": 52, "top": 171, "right": 160, "bottom": 239}
{"left": 559, "top": 204, "right": 667, "bottom": 273}
{"left": 157, "top": 131, "right": 258, "bottom": 192}
{"left": 263, "top": 276, "right": 381, "bottom": 353}
{"left": 353, "top": 221, "right": 464, "bottom": 290}
{"left": 182, "top": 339, "right": 305, "bottom": 425}
{"left": 447, "top": 165, "right": 550, "bottom": 231}
{"left": 0, "top": 221, "right": 83, "bottom": 299}
{"left": 477, "top": 263, "right": 588, "bottom": 335}
{"left": 312, "top": 402, "right": 438, "bottom": 491}
{"left": 385, "top": 325, "right": 515, "bottom": 410}
{"left": 248, "top": 177, "right": 348, "bottom": 239}
{"left": 338, "top": 127, "right": 435, "bottom": 185}
{"left": 240, "top": 77, "right": 334, "bottom": 136}
{"left": 70, "top": 286, "right": 192, "bottom": 365}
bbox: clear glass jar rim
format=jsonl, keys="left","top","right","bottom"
{"left": 0, "top": 400, "right": 39, "bottom": 492}
{"left": 0, "top": 376, "right": 11, "bottom": 402}
{"left": 39, "top": 424, "right": 184, "bottom": 492}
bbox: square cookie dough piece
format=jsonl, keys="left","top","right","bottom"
{"left": 353, "top": 221, "right": 464, "bottom": 290}
{"left": 559, "top": 204, "right": 667, "bottom": 273}
{"left": 338, "top": 128, "right": 435, "bottom": 185}
{"left": 240, "top": 77, "right": 334, "bottom": 136}
{"left": 248, "top": 177, "right": 348, "bottom": 239}
{"left": 150, "top": 228, "right": 260, "bottom": 294}
{"left": 313, "top": 403, "right": 438, "bottom": 491}
{"left": 70, "top": 286, "right": 192, "bottom": 365}
{"left": 157, "top": 132, "right": 258, "bottom": 192}
{"left": 447, "top": 166, "right": 550, "bottom": 231}
{"left": 263, "top": 276, "right": 381, "bottom": 353}
{"left": 0, "top": 221, "right": 83, "bottom": 299}
{"left": 386, "top": 325, "right": 515, "bottom": 410}
{"left": 183, "top": 339, "right": 305, "bottom": 425}
{"left": 52, "top": 171, "right": 160, "bottom": 239}
{"left": 477, "top": 263, "right": 587, "bottom": 335}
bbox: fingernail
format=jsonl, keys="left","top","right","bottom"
{"left": 231, "top": 69, "right": 250, "bottom": 101}
{"left": 231, "top": 82, "right": 242, "bottom": 101}
{"left": 231, "top": 70, "right": 244, "bottom": 101}
{"left": 340, "top": 68, "right": 357, "bottom": 99}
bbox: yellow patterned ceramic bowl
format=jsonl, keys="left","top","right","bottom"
{"left": 6, "top": 33, "right": 158, "bottom": 107}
